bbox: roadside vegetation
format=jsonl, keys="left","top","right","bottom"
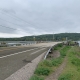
{"left": 58, "top": 46, "right": 80, "bottom": 80}
{"left": 30, "top": 44, "right": 71, "bottom": 80}
{"left": 30, "top": 43, "right": 80, "bottom": 80}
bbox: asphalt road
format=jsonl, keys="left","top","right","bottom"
{"left": 0, "top": 46, "right": 49, "bottom": 80}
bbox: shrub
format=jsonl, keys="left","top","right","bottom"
{"left": 34, "top": 67, "right": 50, "bottom": 76}
{"left": 58, "top": 73, "right": 72, "bottom": 80}
{"left": 30, "top": 75, "right": 44, "bottom": 80}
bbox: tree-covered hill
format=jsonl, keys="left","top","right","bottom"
{"left": 0, "top": 33, "right": 80, "bottom": 41}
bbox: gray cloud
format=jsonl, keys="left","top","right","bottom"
{"left": 0, "top": 0, "right": 80, "bottom": 37}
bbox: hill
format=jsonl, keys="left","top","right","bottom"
{"left": 0, "top": 33, "right": 80, "bottom": 41}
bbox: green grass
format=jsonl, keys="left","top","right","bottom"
{"left": 39, "top": 60, "right": 53, "bottom": 67}
{"left": 58, "top": 46, "right": 80, "bottom": 80}
{"left": 34, "top": 67, "right": 51, "bottom": 76}
{"left": 60, "top": 46, "right": 71, "bottom": 57}
{"left": 30, "top": 75, "right": 44, "bottom": 80}
{"left": 30, "top": 44, "right": 71, "bottom": 80}
{"left": 58, "top": 73, "right": 72, "bottom": 80}
{"left": 51, "top": 57, "right": 63, "bottom": 66}
{"left": 53, "top": 43, "right": 63, "bottom": 50}
{"left": 71, "top": 58, "right": 80, "bottom": 66}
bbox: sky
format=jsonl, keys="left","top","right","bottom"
{"left": 0, "top": 0, "right": 80, "bottom": 38}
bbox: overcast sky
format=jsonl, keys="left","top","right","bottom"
{"left": 0, "top": 0, "right": 80, "bottom": 38}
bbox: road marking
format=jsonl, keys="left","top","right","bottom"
{"left": 0, "top": 48, "right": 40, "bottom": 59}
{"left": 0, "top": 47, "right": 26, "bottom": 52}
{"left": 0, "top": 46, "right": 36, "bottom": 52}
{"left": 30, "top": 48, "right": 46, "bottom": 55}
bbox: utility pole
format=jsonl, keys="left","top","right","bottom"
{"left": 33, "top": 36, "right": 36, "bottom": 44}
{"left": 53, "top": 33, "right": 54, "bottom": 41}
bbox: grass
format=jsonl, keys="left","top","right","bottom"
{"left": 58, "top": 46, "right": 80, "bottom": 80}
{"left": 51, "top": 57, "right": 63, "bottom": 66}
{"left": 60, "top": 46, "right": 71, "bottom": 57}
{"left": 30, "top": 45, "right": 80, "bottom": 80}
{"left": 58, "top": 73, "right": 72, "bottom": 80}
{"left": 71, "top": 57, "right": 80, "bottom": 66}
{"left": 30, "top": 44, "right": 71, "bottom": 80}
{"left": 34, "top": 67, "right": 51, "bottom": 76}
{"left": 39, "top": 60, "right": 53, "bottom": 67}
{"left": 54, "top": 43, "right": 63, "bottom": 50}
{"left": 30, "top": 75, "right": 44, "bottom": 80}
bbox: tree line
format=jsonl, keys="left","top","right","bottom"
{"left": 0, "top": 33, "right": 80, "bottom": 41}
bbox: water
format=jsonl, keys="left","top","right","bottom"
{"left": 78, "top": 41, "right": 80, "bottom": 46}
{"left": 0, "top": 41, "right": 36, "bottom": 46}
{"left": 0, "top": 41, "right": 36, "bottom": 44}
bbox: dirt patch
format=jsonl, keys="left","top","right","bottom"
{"left": 47, "top": 51, "right": 60, "bottom": 59}
{"left": 45, "top": 57, "right": 67, "bottom": 80}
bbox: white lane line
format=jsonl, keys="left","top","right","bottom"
{"left": 0, "top": 48, "right": 41, "bottom": 59}
{"left": 30, "top": 48, "right": 46, "bottom": 55}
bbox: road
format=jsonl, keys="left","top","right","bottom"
{"left": 0, "top": 42, "right": 59, "bottom": 80}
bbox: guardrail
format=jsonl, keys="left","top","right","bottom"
{"left": 44, "top": 43, "right": 62, "bottom": 60}
{"left": 44, "top": 46, "right": 52, "bottom": 60}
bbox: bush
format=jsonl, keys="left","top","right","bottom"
{"left": 58, "top": 73, "right": 72, "bottom": 80}
{"left": 30, "top": 75, "right": 44, "bottom": 80}
{"left": 34, "top": 67, "right": 50, "bottom": 76}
